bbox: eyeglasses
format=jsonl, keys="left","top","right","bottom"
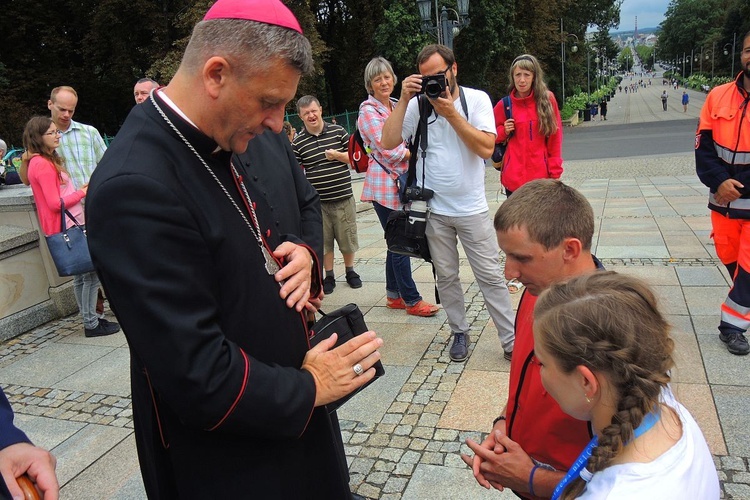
{"left": 44, "top": 130, "right": 62, "bottom": 136}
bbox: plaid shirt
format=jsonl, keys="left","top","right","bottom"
{"left": 57, "top": 120, "right": 107, "bottom": 189}
{"left": 358, "top": 95, "right": 409, "bottom": 210}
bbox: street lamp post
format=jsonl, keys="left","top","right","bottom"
{"left": 690, "top": 48, "right": 694, "bottom": 76}
{"left": 724, "top": 33, "right": 737, "bottom": 76}
{"left": 594, "top": 52, "right": 601, "bottom": 90}
{"left": 416, "top": 0, "right": 470, "bottom": 50}
{"left": 682, "top": 52, "right": 686, "bottom": 79}
{"left": 560, "top": 19, "right": 578, "bottom": 102}
{"left": 587, "top": 48, "right": 591, "bottom": 96}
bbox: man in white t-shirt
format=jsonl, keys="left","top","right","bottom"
{"left": 382, "top": 44, "right": 515, "bottom": 362}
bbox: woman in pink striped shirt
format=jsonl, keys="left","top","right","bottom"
{"left": 358, "top": 57, "right": 439, "bottom": 317}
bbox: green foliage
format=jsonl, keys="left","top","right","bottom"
{"left": 565, "top": 92, "right": 590, "bottom": 112}
{"left": 373, "top": 0, "right": 431, "bottom": 79}
{"left": 560, "top": 102, "right": 577, "bottom": 120}
{"left": 0, "top": 0, "right": 624, "bottom": 143}
{"left": 656, "top": 0, "right": 749, "bottom": 79}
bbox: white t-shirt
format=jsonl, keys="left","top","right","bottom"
{"left": 579, "top": 398, "right": 720, "bottom": 499}
{"left": 401, "top": 87, "right": 496, "bottom": 217}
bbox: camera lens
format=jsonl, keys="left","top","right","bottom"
{"left": 425, "top": 80, "right": 442, "bottom": 99}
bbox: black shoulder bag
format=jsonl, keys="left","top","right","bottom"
{"left": 309, "top": 304, "right": 385, "bottom": 413}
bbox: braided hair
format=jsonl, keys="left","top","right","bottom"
{"left": 534, "top": 271, "right": 675, "bottom": 499}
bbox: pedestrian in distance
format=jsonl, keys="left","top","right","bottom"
{"left": 85, "top": 0, "right": 384, "bottom": 496}
{"left": 357, "top": 56, "right": 439, "bottom": 317}
{"left": 293, "top": 95, "right": 362, "bottom": 295}
{"left": 682, "top": 91, "right": 689, "bottom": 112}
{"left": 661, "top": 90, "right": 668, "bottom": 111}
{"left": 494, "top": 54, "right": 563, "bottom": 197}
{"left": 533, "top": 272, "right": 719, "bottom": 499}
{"left": 21, "top": 116, "right": 120, "bottom": 338}
{"left": 599, "top": 99, "right": 607, "bottom": 121}
{"left": 695, "top": 30, "right": 750, "bottom": 356}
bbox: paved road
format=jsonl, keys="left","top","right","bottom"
{"left": 564, "top": 119, "right": 698, "bottom": 160}
{"left": 2, "top": 75, "right": 749, "bottom": 499}
{"left": 565, "top": 77, "right": 707, "bottom": 160}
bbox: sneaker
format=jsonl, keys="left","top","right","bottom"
{"left": 504, "top": 350, "right": 513, "bottom": 361}
{"left": 345, "top": 270, "right": 362, "bottom": 288}
{"left": 386, "top": 297, "right": 406, "bottom": 309}
{"left": 323, "top": 276, "right": 336, "bottom": 295}
{"left": 85, "top": 318, "right": 120, "bottom": 338}
{"left": 719, "top": 331, "right": 750, "bottom": 355}
{"left": 449, "top": 332, "right": 470, "bottom": 362}
{"left": 406, "top": 300, "right": 439, "bottom": 317}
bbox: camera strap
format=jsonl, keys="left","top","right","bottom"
{"left": 407, "top": 87, "right": 469, "bottom": 191}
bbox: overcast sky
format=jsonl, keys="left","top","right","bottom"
{"left": 617, "top": 0, "right": 670, "bottom": 31}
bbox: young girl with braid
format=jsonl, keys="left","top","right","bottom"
{"left": 533, "top": 271, "right": 719, "bottom": 499}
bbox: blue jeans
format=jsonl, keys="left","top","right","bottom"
{"left": 73, "top": 271, "right": 100, "bottom": 329}
{"left": 373, "top": 202, "right": 422, "bottom": 306}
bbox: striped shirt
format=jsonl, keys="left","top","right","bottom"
{"left": 292, "top": 123, "right": 352, "bottom": 202}
{"left": 57, "top": 120, "right": 107, "bottom": 189}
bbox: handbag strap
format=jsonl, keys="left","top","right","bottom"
{"left": 59, "top": 198, "right": 84, "bottom": 233}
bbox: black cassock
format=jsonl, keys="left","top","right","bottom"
{"left": 87, "top": 94, "right": 350, "bottom": 499}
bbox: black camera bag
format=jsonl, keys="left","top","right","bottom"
{"left": 385, "top": 210, "right": 431, "bottom": 262}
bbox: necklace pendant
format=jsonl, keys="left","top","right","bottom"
{"left": 262, "top": 245, "right": 281, "bottom": 275}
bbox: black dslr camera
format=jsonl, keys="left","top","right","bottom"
{"left": 419, "top": 74, "right": 447, "bottom": 99}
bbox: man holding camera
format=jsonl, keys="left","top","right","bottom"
{"left": 382, "top": 44, "right": 515, "bottom": 362}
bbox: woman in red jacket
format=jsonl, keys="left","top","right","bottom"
{"left": 494, "top": 54, "right": 563, "bottom": 197}
{"left": 21, "top": 116, "right": 119, "bottom": 337}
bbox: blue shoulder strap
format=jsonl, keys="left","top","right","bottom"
{"left": 502, "top": 95, "right": 512, "bottom": 119}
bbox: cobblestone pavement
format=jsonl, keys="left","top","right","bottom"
{"left": 3, "top": 150, "right": 750, "bottom": 496}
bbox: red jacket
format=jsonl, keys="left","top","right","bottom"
{"left": 494, "top": 90, "right": 563, "bottom": 192}
{"left": 506, "top": 291, "right": 591, "bottom": 498}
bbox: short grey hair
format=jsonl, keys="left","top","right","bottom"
{"left": 296, "top": 95, "right": 321, "bottom": 114}
{"left": 136, "top": 77, "right": 159, "bottom": 88}
{"left": 364, "top": 57, "right": 397, "bottom": 95}
{"left": 181, "top": 19, "right": 313, "bottom": 77}
{"left": 0, "top": 139, "right": 6, "bottom": 155}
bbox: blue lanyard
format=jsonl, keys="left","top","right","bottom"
{"left": 550, "top": 411, "right": 659, "bottom": 500}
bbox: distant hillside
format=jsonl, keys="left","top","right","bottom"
{"left": 613, "top": 27, "right": 661, "bottom": 36}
